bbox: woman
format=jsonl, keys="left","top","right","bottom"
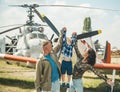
{"left": 69, "top": 40, "right": 114, "bottom": 92}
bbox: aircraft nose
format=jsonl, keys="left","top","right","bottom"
{"left": 28, "top": 39, "right": 42, "bottom": 47}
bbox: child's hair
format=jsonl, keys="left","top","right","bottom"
{"left": 66, "top": 37, "right": 71, "bottom": 45}
{"left": 87, "top": 48, "right": 96, "bottom": 66}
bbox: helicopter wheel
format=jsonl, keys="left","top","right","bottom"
{"left": 6, "top": 60, "right": 12, "bottom": 65}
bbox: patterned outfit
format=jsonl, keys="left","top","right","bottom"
{"left": 69, "top": 41, "right": 108, "bottom": 92}
{"left": 61, "top": 31, "right": 76, "bottom": 58}
{"left": 61, "top": 31, "right": 77, "bottom": 75}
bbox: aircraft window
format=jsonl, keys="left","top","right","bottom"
{"left": 38, "top": 34, "right": 48, "bottom": 40}
{"left": 28, "top": 34, "right": 37, "bottom": 39}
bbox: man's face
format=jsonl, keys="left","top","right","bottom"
{"left": 43, "top": 42, "right": 52, "bottom": 54}
{"left": 47, "top": 42, "right": 52, "bottom": 52}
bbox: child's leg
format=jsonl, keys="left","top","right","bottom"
{"left": 67, "top": 75, "right": 71, "bottom": 83}
{"left": 66, "top": 61, "right": 72, "bottom": 88}
{"left": 61, "top": 74, "right": 66, "bottom": 83}
{"left": 61, "top": 60, "right": 67, "bottom": 86}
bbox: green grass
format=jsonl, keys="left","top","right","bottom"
{"left": 0, "top": 59, "right": 120, "bottom": 92}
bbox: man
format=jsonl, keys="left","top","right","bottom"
{"left": 34, "top": 28, "right": 64, "bottom": 92}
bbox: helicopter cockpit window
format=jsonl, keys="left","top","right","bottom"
{"left": 27, "top": 33, "right": 37, "bottom": 39}
{"left": 38, "top": 34, "right": 48, "bottom": 40}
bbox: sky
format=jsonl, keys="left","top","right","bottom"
{"left": 0, "top": 0, "right": 120, "bottom": 49}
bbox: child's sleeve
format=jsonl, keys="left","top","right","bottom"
{"left": 62, "top": 31, "right": 67, "bottom": 46}
{"left": 71, "top": 33, "right": 77, "bottom": 46}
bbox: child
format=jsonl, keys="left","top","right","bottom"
{"left": 61, "top": 27, "right": 77, "bottom": 88}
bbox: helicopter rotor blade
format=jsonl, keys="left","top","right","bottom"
{"left": 33, "top": 8, "right": 45, "bottom": 22}
{"left": 9, "top": 4, "right": 29, "bottom": 8}
{"left": 41, "top": 14, "right": 59, "bottom": 36}
{"left": 0, "top": 25, "right": 26, "bottom": 35}
{"left": 38, "top": 4, "right": 120, "bottom": 11}
{"left": 0, "top": 24, "right": 25, "bottom": 29}
{"left": 9, "top": 4, "right": 120, "bottom": 11}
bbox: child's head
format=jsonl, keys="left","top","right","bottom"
{"left": 66, "top": 37, "right": 71, "bottom": 45}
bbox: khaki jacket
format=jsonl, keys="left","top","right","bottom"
{"left": 35, "top": 31, "right": 63, "bottom": 92}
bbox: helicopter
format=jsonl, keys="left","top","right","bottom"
{"left": 0, "top": 4, "right": 104, "bottom": 67}
{"left": 0, "top": 4, "right": 56, "bottom": 67}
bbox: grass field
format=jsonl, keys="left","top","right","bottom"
{"left": 0, "top": 59, "right": 120, "bottom": 92}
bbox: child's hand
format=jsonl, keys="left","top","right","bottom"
{"left": 60, "top": 27, "right": 67, "bottom": 34}
{"left": 72, "top": 32, "right": 77, "bottom": 38}
{"left": 72, "top": 32, "right": 77, "bottom": 35}
{"left": 62, "top": 27, "right": 67, "bottom": 31}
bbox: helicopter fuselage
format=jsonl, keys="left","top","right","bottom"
{"left": 15, "top": 29, "right": 48, "bottom": 58}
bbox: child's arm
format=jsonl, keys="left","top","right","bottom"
{"left": 62, "top": 27, "right": 67, "bottom": 46}
{"left": 71, "top": 32, "right": 77, "bottom": 46}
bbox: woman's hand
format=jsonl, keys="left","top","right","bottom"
{"left": 107, "top": 79, "right": 114, "bottom": 86}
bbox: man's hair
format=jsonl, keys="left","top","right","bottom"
{"left": 42, "top": 40, "right": 50, "bottom": 47}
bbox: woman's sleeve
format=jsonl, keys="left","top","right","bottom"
{"left": 74, "top": 40, "right": 83, "bottom": 59}
{"left": 89, "top": 65, "right": 108, "bottom": 81}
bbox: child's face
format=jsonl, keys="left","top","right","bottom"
{"left": 66, "top": 37, "right": 71, "bottom": 45}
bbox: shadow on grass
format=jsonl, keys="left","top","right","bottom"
{"left": 96, "top": 79, "right": 120, "bottom": 92}
{"left": 0, "top": 77, "right": 120, "bottom": 92}
{"left": 0, "top": 77, "right": 34, "bottom": 89}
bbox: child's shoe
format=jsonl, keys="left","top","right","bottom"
{"left": 62, "top": 82, "right": 65, "bottom": 87}
{"left": 66, "top": 83, "right": 70, "bottom": 88}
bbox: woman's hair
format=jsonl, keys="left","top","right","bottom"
{"left": 87, "top": 48, "right": 96, "bottom": 66}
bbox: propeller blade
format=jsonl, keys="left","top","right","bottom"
{"left": 41, "top": 14, "right": 59, "bottom": 36}
{"left": 53, "top": 30, "right": 102, "bottom": 42}
{"left": 0, "top": 25, "right": 25, "bottom": 35}
{"left": 77, "top": 30, "right": 102, "bottom": 39}
{"left": 34, "top": 8, "right": 45, "bottom": 22}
